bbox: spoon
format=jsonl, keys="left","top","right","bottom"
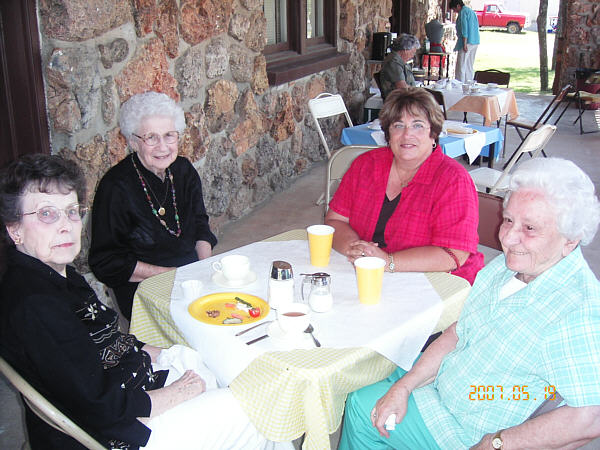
{"left": 304, "top": 324, "right": 321, "bottom": 347}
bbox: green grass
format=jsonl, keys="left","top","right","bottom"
{"left": 474, "top": 29, "right": 555, "bottom": 93}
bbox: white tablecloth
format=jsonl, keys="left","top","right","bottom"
{"left": 170, "top": 240, "right": 443, "bottom": 386}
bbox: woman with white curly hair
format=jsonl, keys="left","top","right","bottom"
{"left": 340, "top": 157, "right": 600, "bottom": 449}
{"left": 89, "top": 91, "right": 217, "bottom": 320}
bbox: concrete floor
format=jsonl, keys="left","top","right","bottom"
{"left": 1, "top": 93, "right": 599, "bottom": 448}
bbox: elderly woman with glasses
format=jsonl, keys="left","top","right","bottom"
{"left": 325, "top": 88, "right": 483, "bottom": 284}
{"left": 0, "top": 154, "right": 267, "bottom": 449}
{"left": 89, "top": 91, "right": 217, "bottom": 320}
{"left": 339, "top": 157, "right": 600, "bottom": 449}
{"left": 379, "top": 33, "right": 421, "bottom": 99}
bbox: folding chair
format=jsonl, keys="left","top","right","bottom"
{"left": 324, "top": 145, "right": 376, "bottom": 217}
{"left": 308, "top": 93, "right": 353, "bottom": 159}
{"left": 469, "top": 124, "right": 557, "bottom": 195}
{"left": 504, "top": 84, "right": 571, "bottom": 166}
{"left": 568, "top": 90, "right": 600, "bottom": 134}
{"left": 425, "top": 88, "right": 447, "bottom": 119}
{"left": 0, "top": 355, "right": 106, "bottom": 450}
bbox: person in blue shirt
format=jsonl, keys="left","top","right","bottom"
{"left": 338, "top": 157, "right": 600, "bottom": 449}
{"left": 450, "top": 0, "right": 480, "bottom": 82}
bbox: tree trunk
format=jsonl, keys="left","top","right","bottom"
{"left": 537, "top": 0, "right": 549, "bottom": 91}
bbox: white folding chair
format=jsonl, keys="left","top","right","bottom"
{"left": 324, "top": 145, "right": 376, "bottom": 217}
{"left": 469, "top": 124, "right": 557, "bottom": 195}
{"left": 0, "top": 355, "right": 106, "bottom": 450}
{"left": 308, "top": 93, "right": 353, "bottom": 159}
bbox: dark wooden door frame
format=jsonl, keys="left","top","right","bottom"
{"left": 0, "top": 0, "right": 50, "bottom": 169}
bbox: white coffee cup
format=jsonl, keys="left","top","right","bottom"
{"left": 212, "top": 255, "right": 250, "bottom": 283}
{"left": 277, "top": 303, "right": 311, "bottom": 335}
{"left": 181, "top": 280, "right": 203, "bottom": 300}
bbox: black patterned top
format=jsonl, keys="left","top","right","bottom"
{"left": 0, "top": 248, "right": 167, "bottom": 449}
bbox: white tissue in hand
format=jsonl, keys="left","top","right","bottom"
{"left": 384, "top": 413, "right": 397, "bottom": 430}
{"left": 155, "top": 345, "right": 217, "bottom": 390}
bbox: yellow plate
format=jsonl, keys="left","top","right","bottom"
{"left": 188, "top": 292, "right": 270, "bottom": 326}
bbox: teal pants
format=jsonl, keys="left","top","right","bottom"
{"left": 338, "top": 367, "right": 440, "bottom": 450}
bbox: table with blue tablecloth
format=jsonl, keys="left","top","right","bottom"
{"left": 341, "top": 122, "right": 504, "bottom": 168}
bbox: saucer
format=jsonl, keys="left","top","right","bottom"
{"left": 212, "top": 270, "right": 257, "bottom": 288}
{"left": 267, "top": 322, "right": 314, "bottom": 349}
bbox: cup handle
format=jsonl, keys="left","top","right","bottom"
{"left": 212, "top": 261, "right": 222, "bottom": 272}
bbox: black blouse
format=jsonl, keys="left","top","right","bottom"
{"left": 372, "top": 194, "right": 401, "bottom": 248}
{"left": 89, "top": 153, "right": 217, "bottom": 318}
{"left": 0, "top": 248, "right": 168, "bottom": 449}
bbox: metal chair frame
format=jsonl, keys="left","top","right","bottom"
{"left": 504, "top": 85, "right": 571, "bottom": 167}
{"left": 308, "top": 93, "right": 353, "bottom": 159}
{"left": 0, "top": 355, "right": 106, "bottom": 450}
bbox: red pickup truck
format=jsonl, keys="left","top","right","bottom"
{"left": 476, "top": 3, "right": 530, "bottom": 34}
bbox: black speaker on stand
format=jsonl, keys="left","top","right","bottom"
{"left": 372, "top": 32, "right": 391, "bottom": 61}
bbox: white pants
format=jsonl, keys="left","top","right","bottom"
{"left": 455, "top": 43, "right": 479, "bottom": 82}
{"left": 141, "top": 346, "right": 293, "bottom": 450}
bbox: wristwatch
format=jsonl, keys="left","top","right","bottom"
{"left": 388, "top": 253, "right": 395, "bottom": 272}
{"left": 491, "top": 430, "right": 503, "bottom": 449}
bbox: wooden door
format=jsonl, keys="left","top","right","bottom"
{"left": 0, "top": 0, "right": 49, "bottom": 169}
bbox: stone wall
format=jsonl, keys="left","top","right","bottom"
{"left": 37, "top": 0, "right": 393, "bottom": 271}
{"left": 554, "top": 0, "right": 599, "bottom": 92}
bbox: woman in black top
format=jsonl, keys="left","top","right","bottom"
{"left": 89, "top": 92, "right": 217, "bottom": 319}
{"left": 0, "top": 154, "right": 265, "bottom": 449}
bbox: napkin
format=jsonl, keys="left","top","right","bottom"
{"left": 371, "top": 130, "right": 387, "bottom": 146}
{"left": 155, "top": 344, "right": 218, "bottom": 389}
{"left": 463, "top": 129, "right": 487, "bottom": 164}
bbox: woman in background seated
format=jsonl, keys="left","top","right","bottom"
{"left": 325, "top": 88, "right": 483, "bottom": 284}
{"left": 0, "top": 154, "right": 266, "bottom": 449}
{"left": 379, "top": 34, "right": 421, "bottom": 99}
{"left": 89, "top": 91, "right": 217, "bottom": 320}
{"left": 339, "top": 157, "right": 600, "bottom": 449}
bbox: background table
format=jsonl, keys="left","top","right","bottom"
{"left": 341, "top": 122, "right": 504, "bottom": 168}
{"left": 432, "top": 85, "right": 519, "bottom": 126}
{"left": 130, "top": 231, "right": 471, "bottom": 449}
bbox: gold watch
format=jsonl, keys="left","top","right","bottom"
{"left": 388, "top": 253, "right": 395, "bottom": 272}
{"left": 491, "top": 430, "right": 503, "bottom": 449}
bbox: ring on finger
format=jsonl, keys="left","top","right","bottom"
{"left": 361, "top": 251, "right": 366, "bottom": 257}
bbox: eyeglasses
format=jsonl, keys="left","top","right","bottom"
{"left": 391, "top": 122, "right": 431, "bottom": 133}
{"left": 21, "top": 204, "right": 88, "bottom": 224}
{"left": 133, "top": 131, "right": 179, "bottom": 146}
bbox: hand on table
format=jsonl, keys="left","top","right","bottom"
{"left": 371, "top": 383, "right": 410, "bottom": 438}
{"left": 347, "top": 240, "right": 386, "bottom": 264}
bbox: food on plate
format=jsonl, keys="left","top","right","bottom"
{"left": 223, "top": 317, "right": 243, "bottom": 324}
{"left": 189, "top": 292, "right": 269, "bottom": 325}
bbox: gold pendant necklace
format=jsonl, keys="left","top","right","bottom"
{"left": 158, "top": 206, "right": 165, "bottom": 216}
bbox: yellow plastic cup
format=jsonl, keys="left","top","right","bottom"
{"left": 306, "top": 225, "right": 335, "bottom": 267}
{"left": 354, "top": 257, "right": 386, "bottom": 304}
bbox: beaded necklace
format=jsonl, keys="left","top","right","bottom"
{"left": 131, "top": 155, "right": 182, "bottom": 237}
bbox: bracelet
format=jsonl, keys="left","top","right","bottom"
{"left": 388, "top": 253, "right": 395, "bottom": 272}
{"left": 442, "top": 247, "right": 460, "bottom": 271}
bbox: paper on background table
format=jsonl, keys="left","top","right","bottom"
{"left": 170, "top": 240, "right": 443, "bottom": 386}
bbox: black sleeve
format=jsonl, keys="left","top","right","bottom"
{"left": 181, "top": 159, "right": 217, "bottom": 248}
{"left": 11, "top": 294, "right": 152, "bottom": 444}
{"left": 88, "top": 172, "right": 139, "bottom": 287}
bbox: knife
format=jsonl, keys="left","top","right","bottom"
{"left": 245, "top": 334, "right": 269, "bottom": 345}
{"left": 235, "top": 320, "right": 273, "bottom": 336}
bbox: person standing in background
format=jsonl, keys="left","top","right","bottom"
{"left": 449, "top": 0, "right": 480, "bottom": 82}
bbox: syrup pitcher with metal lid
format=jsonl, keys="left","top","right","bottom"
{"left": 301, "top": 272, "right": 333, "bottom": 313}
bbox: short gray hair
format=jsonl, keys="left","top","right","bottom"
{"left": 390, "top": 34, "right": 420, "bottom": 52}
{"left": 119, "top": 91, "right": 186, "bottom": 142}
{"left": 505, "top": 157, "right": 600, "bottom": 245}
